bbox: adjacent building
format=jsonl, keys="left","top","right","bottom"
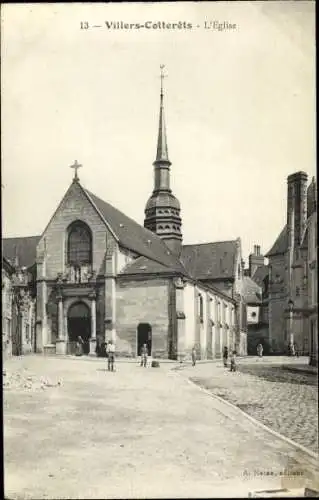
{"left": 2, "top": 254, "right": 36, "bottom": 357}
{"left": 266, "top": 172, "right": 317, "bottom": 363}
{"left": 243, "top": 246, "right": 269, "bottom": 354}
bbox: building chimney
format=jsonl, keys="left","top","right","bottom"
{"left": 287, "top": 171, "right": 308, "bottom": 247}
{"left": 249, "top": 244, "right": 264, "bottom": 277}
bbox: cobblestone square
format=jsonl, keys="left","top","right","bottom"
{"left": 179, "top": 357, "right": 318, "bottom": 454}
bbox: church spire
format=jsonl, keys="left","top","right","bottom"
{"left": 144, "top": 66, "right": 182, "bottom": 255}
{"left": 155, "top": 65, "right": 170, "bottom": 165}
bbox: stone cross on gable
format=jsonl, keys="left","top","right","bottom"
{"left": 70, "top": 160, "right": 82, "bottom": 181}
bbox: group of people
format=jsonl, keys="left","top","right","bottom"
{"left": 190, "top": 345, "right": 237, "bottom": 372}
{"left": 75, "top": 337, "right": 150, "bottom": 370}
{"left": 75, "top": 336, "right": 116, "bottom": 370}
{"left": 222, "top": 346, "right": 237, "bottom": 372}
{"left": 288, "top": 342, "right": 299, "bottom": 357}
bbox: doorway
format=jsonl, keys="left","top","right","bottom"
{"left": 68, "top": 302, "right": 91, "bottom": 355}
{"left": 137, "top": 323, "right": 152, "bottom": 356}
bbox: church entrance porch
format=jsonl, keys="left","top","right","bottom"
{"left": 137, "top": 323, "right": 152, "bottom": 357}
{"left": 67, "top": 302, "right": 91, "bottom": 355}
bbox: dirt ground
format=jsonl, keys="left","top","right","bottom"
{"left": 3, "top": 355, "right": 318, "bottom": 499}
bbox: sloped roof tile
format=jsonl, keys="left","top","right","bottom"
{"left": 120, "top": 256, "right": 181, "bottom": 276}
{"left": 180, "top": 241, "right": 237, "bottom": 280}
{"left": 2, "top": 236, "right": 40, "bottom": 269}
{"left": 252, "top": 265, "right": 269, "bottom": 285}
{"left": 265, "top": 225, "right": 288, "bottom": 257}
{"left": 242, "top": 276, "right": 262, "bottom": 304}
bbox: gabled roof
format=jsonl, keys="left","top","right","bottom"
{"left": 252, "top": 264, "right": 269, "bottom": 285}
{"left": 242, "top": 276, "right": 262, "bottom": 304}
{"left": 84, "top": 187, "right": 183, "bottom": 271}
{"left": 180, "top": 240, "right": 238, "bottom": 280}
{"left": 265, "top": 225, "right": 288, "bottom": 257}
{"left": 2, "top": 236, "right": 40, "bottom": 269}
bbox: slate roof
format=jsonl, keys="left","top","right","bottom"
{"left": 242, "top": 276, "right": 262, "bottom": 304}
{"left": 2, "top": 236, "right": 40, "bottom": 269}
{"left": 265, "top": 225, "right": 288, "bottom": 257}
{"left": 120, "top": 256, "right": 183, "bottom": 276}
{"left": 252, "top": 264, "right": 269, "bottom": 285}
{"left": 180, "top": 241, "right": 238, "bottom": 280}
{"left": 84, "top": 188, "right": 185, "bottom": 272}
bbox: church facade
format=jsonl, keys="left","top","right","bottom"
{"left": 3, "top": 77, "right": 248, "bottom": 360}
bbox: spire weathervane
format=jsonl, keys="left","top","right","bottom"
{"left": 70, "top": 160, "right": 82, "bottom": 182}
{"left": 155, "top": 65, "right": 170, "bottom": 164}
{"left": 160, "top": 64, "right": 166, "bottom": 98}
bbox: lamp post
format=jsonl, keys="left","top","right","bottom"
{"left": 288, "top": 298, "right": 294, "bottom": 356}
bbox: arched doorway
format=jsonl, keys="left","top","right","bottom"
{"left": 68, "top": 302, "right": 91, "bottom": 355}
{"left": 137, "top": 323, "right": 152, "bottom": 357}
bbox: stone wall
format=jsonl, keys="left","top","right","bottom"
{"left": 183, "top": 283, "right": 196, "bottom": 353}
{"left": 116, "top": 278, "right": 170, "bottom": 358}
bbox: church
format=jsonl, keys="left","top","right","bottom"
{"left": 3, "top": 75, "right": 248, "bottom": 360}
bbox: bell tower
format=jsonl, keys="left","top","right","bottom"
{"left": 144, "top": 66, "right": 182, "bottom": 254}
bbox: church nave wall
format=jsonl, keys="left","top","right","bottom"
{"left": 116, "top": 278, "right": 170, "bottom": 358}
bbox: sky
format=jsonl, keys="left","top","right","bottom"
{"left": 1, "top": 2, "right": 316, "bottom": 264}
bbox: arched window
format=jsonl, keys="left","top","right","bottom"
{"left": 67, "top": 221, "right": 92, "bottom": 265}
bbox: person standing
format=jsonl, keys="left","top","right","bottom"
{"left": 75, "top": 336, "right": 84, "bottom": 356}
{"left": 191, "top": 345, "right": 197, "bottom": 367}
{"left": 257, "top": 343, "right": 263, "bottom": 358}
{"left": 230, "top": 350, "right": 237, "bottom": 372}
{"left": 140, "top": 343, "right": 148, "bottom": 367}
{"left": 223, "top": 346, "right": 229, "bottom": 367}
{"left": 107, "top": 340, "right": 115, "bottom": 371}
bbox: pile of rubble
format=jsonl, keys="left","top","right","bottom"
{"left": 3, "top": 368, "right": 62, "bottom": 391}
